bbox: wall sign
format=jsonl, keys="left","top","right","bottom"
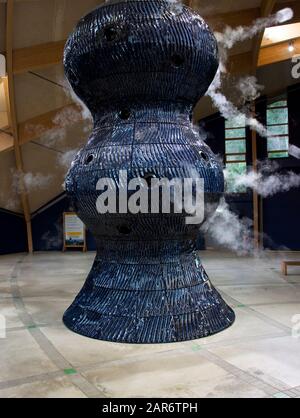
{"left": 63, "top": 212, "right": 86, "bottom": 251}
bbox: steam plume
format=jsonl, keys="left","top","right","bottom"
{"left": 215, "top": 8, "right": 294, "bottom": 49}
{"left": 203, "top": 198, "right": 254, "bottom": 255}
{"left": 11, "top": 170, "right": 53, "bottom": 194}
{"left": 224, "top": 167, "right": 300, "bottom": 197}
{"left": 289, "top": 145, "right": 300, "bottom": 159}
{"left": 206, "top": 8, "right": 294, "bottom": 137}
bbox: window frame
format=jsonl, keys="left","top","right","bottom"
{"left": 266, "top": 96, "right": 289, "bottom": 159}
{"left": 224, "top": 117, "right": 248, "bottom": 194}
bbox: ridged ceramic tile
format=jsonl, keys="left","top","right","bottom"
{"left": 63, "top": 0, "right": 235, "bottom": 343}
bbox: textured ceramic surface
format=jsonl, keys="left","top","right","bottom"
{"left": 63, "top": 0, "right": 235, "bottom": 343}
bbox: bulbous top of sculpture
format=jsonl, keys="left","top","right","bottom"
{"left": 64, "top": 0, "right": 219, "bottom": 114}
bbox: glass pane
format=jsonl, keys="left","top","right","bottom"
{"left": 268, "top": 100, "right": 287, "bottom": 108}
{"left": 225, "top": 162, "right": 247, "bottom": 193}
{"left": 225, "top": 139, "right": 246, "bottom": 154}
{"left": 225, "top": 128, "right": 246, "bottom": 139}
{"left": 268, "top": 124, "right": 289, "bottom": 135}
{"left": 227, "top": 154, "right": 246, "bottom": 162}
{"left": 225, "top": 115, "right": 246, "bottom": 129}
{"left": 267, "top": 136, "right": 289, "bottom": 152}
{"left": 269, "top": 151, "right": 289, "bottom": 159}
{"left": 267, "top": 108, "right": 288, "bottom": 125}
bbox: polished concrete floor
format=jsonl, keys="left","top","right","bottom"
{"left": 0, "top": 250, "right": 300, "bottom": 398}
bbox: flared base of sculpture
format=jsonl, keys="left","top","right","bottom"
{"left": 63, "top": 243, "right": 235, "bottom": 343}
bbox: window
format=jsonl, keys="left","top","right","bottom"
{"left": 225, "top": 115, "right": 247, "bottom": 193}
{"left": 267, "top": 97, "right": 289, "bottom": 159}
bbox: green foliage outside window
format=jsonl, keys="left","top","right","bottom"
{"left": 267, "top": 108, "right": 288, "bottom": 125}
{"left": 225, "top": 128, "right": 246, "bottom": 139}
{"left": 226, "top": 154, "right": 245, "bottom": 162}
{"left": 268, "top": 136, "right": 289, "bottom": 151}
{"left": 225, "top": 139, "right": 246, "bottom": 154}
{"left": 268, "top": 100, "right": 287, "bottom": 108}
{"left": 225, "top": 115, "right": 246, "bottom": 129}
{"left": 225, "top": 162, "right": 247, "bottom": 193}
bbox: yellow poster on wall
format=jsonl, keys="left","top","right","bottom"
{"left": 63, "top": 212, "right": 87, "bottom": 252}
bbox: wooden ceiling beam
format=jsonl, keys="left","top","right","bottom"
{"left": 229, "top": 38, "right": 300, "bottom": 72}
{"left": 261, "top": 0, "right": 277, "bottom": 18}
{"left": 252, "top": 0, "right": 277, "bottom": 73}
{"left": 251, "top": 0, "right": 277, "bottom": 250}
{"left": 5, "top": 38, "right": 294, "bottom": 151}
{"left": 6, "top": 0, "right": 33, "bottom": 252}
{"left": 205, "top": 8, "right": 260, "bottom": 31}
{"left": 258, "top": 36, "right": 300, "bottom": 67}
{"left": 0, "top": 1, "right": 297, "bottom": 155}
{"left": 0, "top": 131, "right": 14, "bottom": 152}
{"left": 6, "top": 6, "right": 270, "bottom": 75}
{"left": 12, "top": 40, "right": 65, "bottom": 74}
{"left": 0, "top": 41, "right": 295, "bottom": 152}
{"left": 227, "top": 35, "right": 300, "bottom": 73}
{"left": 4, "top": 1, "right": 299, "bottom": 76}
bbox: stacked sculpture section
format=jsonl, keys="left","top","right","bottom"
{"left": 63, "top": 0, "right": 235, "bottom": 343}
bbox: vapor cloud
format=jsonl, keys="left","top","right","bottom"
{"left": 206, "top": 7, "right": 294, "bottom": 137}
{"left": 289, "top": 145, "right": 300, "bottom": 159}
{"left": 166, "top": 0, "right": 183, "bottom": 15}
{"left": 41, "top": 221, "right": 63, "bottom": 250}
{"left": 64, "top": 81, "right": 93, "bottom": 124}
{"left": 236, "top": 76, "right": 264, "bottom": 102}
{"left": 0, "top": 192, "right": 19, "bottom": 212}
{"left": 11, "top": 170, "right": 53, "bottom": 194}
{"left": 215, "top": 8, "right": 294, "bottom": 49}
{"left": 57, "top": 149, "right": 80, "bottom": 169}
{"left": 224, "top": 167, "right": 300, "bottom": 197}
{"left": 207, "top": 70, "right": 268, "bottom": 137}
{"left": 203, "top": 198, "right": 254, "bottom": 255}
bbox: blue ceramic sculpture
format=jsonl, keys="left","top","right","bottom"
{"left": 63, "top": 0, "right": 235, "bottom": 343}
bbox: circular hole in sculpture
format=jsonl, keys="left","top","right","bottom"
{"left": 104, "top": 25, "right": 119, "bottom": 42}
{"left": 200, "top": 151, "right": 209, "bottom": 162}
{"left": 117, "top": 225, "right": 132, "bottom": 235}
{"left": 171, "top": 54, "right": 185, "bottom": 68}
{"left": 85, "top": 154, "right": 94, "bottom": 165}
{"left": 119, "top": 108, "right": 131, "bottom": 120}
